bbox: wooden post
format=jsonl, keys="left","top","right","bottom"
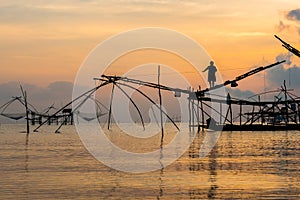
{"left": 191, "top": 98, "right": 195, "bottom": 131}
{"left": 158, "top": 65, "right": 164, "bottom": 143}
{"left": 230, "top": 104, "right": 233, "bottom": 125}
{"left": 200, "top": 98, "right": 204, "bottom": 132}
{"left": 239, "top": 102, "right": 242, "bottom": 126}
{"left": 24, "top": 91, "right": 30, "bottom": 134}
{"left": 188, "top": 96, "right": 191, "bottom": 132}
{"left": 284, "top": 81, "right": 288, "bottom": 125}
{"left": 258, "top": 95, "right": 262, "bottom": 124}
{"left": 197, "top": 100, "right": 200, "bottom": 133}
{"left": 20, "top": 86, "right": 30, "bottom": 134}
{"left": 31, "top": 112, "right": 35, "bottom": 126}
{"left": 272, "top": 103, "right": 275, "bottom": 126}
{"left": 226, "top": 93, "right": 233, "bottom": 125}
{"left": 219, "top": 102, "right": 222, "bottom": 125}
{"left": 107, "top": 84, "right": 115, "bottom": 130}
{"left": 251, "top": 105, "right": 255, "bottom": 125}
{"left": 225, "top": 105, "right": 230, "bottom": 125}
{"left": 298, "top": 103, "right": 300, "bottom": 127}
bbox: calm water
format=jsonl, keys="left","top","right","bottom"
{"left": 0, "top": 124, "right": 300, "bottom": 199}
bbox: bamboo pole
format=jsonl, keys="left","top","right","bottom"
{"left": 188, "top": 96, "right": 191, "bottom": 132}
{"left": 240, "top": 102, "right": 242, "bottom": 126}
{"left": 200, "top": 98, "right": 204, "bottom": 131}
{"left": 158, "top": 65, "right": 164, "bottom": 143}
{"left": 197, "top": 100, "right": 200, "bottom": 133}
{"left": 20, "top": 86, "right": 29, "bottom": 134}
{"left": 117, "top": 82, "right": 179, "bottom": 130}
{"left": 191, "top": 98, "right": 195, "bottom": 131}
{"left": 114, "top": 83, "right": 145, "bottom": 130}
{"left": 108, "top": 84, "right": 115, "bottom": 130}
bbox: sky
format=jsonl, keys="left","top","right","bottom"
{"left": 1, "top": 0, "right": 300, "bottom": 109}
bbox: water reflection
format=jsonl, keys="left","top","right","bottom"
{"left": 188, "top": 131, "right": 219, "bottom": 199}
{"left": 1, "top": 125, "right": 300, "bottom": 199}
{"left": 207, "top": 146, "right": 218, "bottom": 199}
{"left": 24, "top": 134, "right": 29, "bottom": 172}
{"left": 227, "top": 131, "right": 233, "bottom": 171}
{"left": 157, "top": 164, "right": 164, "bottom": 199}
{"left": 157, "top": 137, "right": 164, "bottom": 199}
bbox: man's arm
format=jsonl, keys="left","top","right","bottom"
{"left": 202, "top": 66, "right": 208, "bottom": 72}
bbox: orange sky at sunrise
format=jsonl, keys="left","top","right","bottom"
{"left": 0, "top": 0, "right": 300, "bottom": 93}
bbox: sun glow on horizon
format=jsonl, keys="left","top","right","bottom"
{"left": 0, "top": 0, "right": 299, "bottom": 93}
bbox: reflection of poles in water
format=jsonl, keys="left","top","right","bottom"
{"left": 188, "top": 130, "right": 204, "bottom": 199}
{"left": 189, "top": 129, "right": 201, "bottom": 171}
{"left": 276, "top": 131, "right": 290, "bottom": 184}
{"left": 207, "top": 145, "right": 218, "bottom": 199}
{"left": 156, "top": 66, "right": 166, "bottom": 199}
{"left": 227, "top": 132, "right": 233, "bottom": 170}
{"left": 157, "top": 134, "right": 165, "bottom": 199}
{"left": 23, "top": 85, "right": 30, "bottom": 171}
{"left": 25, "top": 134, "right": 29, "bottom": 172}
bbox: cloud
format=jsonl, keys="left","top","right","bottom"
{"left": 277, "top": 20, "right": 290, "bottom": 32}
{"left": 0, "top": 0, "right": 246, "bottom": 26}
{"left": 0, "top": 81, "right": 73, "bottom": 112}
{"left": 266, "top": 53, "right": 300, "bottom": 89}
{"left": 220, "top": 31, "right": 268, "bottom": 37}
{"left": 226, "top": 88, "right": 255, "bottom": 99}
{"left": 279, "top": 8, "right": 300, "bottom": 35}
{"left": 278, "top": 9, "right": 300, "bottom": 35}
{"left": 287, "top": 9, "right": 300, "bottom": 21}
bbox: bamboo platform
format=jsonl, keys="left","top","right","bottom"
{"left": 196, "top": 123, "right": 300, "bottom": 131}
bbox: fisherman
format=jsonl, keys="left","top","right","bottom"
{"left": 203, "top": 61, "right": 217, "bottom": 88}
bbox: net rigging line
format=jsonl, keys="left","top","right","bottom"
{"left": 0, "top": 97, "right": 26, "bottom": 121}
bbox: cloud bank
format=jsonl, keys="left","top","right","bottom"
{"left": 278, "top": 8, "right": 300, "bottom": 35}
{"left": 266, "top": 53, "right": 300, "bottom": 90}
{"left": 0, "top": 81, "right": 73, "bottom": 112}
{"left": 287, "top": 9, "right": 300, "bottom": 21}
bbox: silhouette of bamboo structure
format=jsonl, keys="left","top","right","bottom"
{"left": 275, "top": 35, "right": 300, "bottom": 58}
{"left": 2, "top": 35, "right": 300, "bottom": 133}
{"left": 13, "top": 58, "right": 293, "bottom": 133}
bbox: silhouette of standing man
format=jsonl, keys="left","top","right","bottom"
{"left": 203, "top": 61, "right": 217, "bottom": 88}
